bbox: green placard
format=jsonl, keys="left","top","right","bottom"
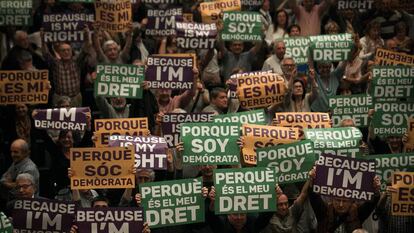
{"left": 181, "top": 122, "right": 240, "bottom": 165}
{"left": 221, "top": 11, "right": 262, "bottom": 41}
{"left": 283, "top": 36, "right": 310, "bottom": 65}
{"left": 139, "top": 177, "right": 204, "bottom": 228}
{"left": 0, "top": 212, "right": 13, "bottom": 233}
{"left": 304, "top": 127, "right": 363, "bottom": 158}
{"left": 309, "top": 33, "right": 353, "bottom": 62}
{"left": 213, "top": 109, "right": 267, "bottom": 125}
{"left": 94, "top": 64, "right": 144, "bottom": 99}
{"left": 365, "top": 153, "right": 414, "bottom": 190}
{"left": 371, "top": 66, "right": 414, "bottom": 103}
{"left": 371, "top": 102, "right": 414, "bottom": 138}
{"left": 213, "top": 167, "right": 277, "bottom": 214}
{"left": 256, "top": 140, "right": 316, "bottom": 184}
{"left": 329, "top": 94, "right": 373, "bottom": 127}
{"left": 0, "top": 0, "right": 32, "bottom": 26}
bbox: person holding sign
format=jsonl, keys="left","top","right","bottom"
{"left": 375, "top": 174, "right": 414, "bottom": 233}
{"left": 309, "top": 167, "right": 381, "bottom": 233}
{"left": 40, "top": 26, "right": 91, "bottom": 107}
{"left": 93, "top": 22, "right": 133, "bottom": 64}
{"left": 311, "top": 61, "right": 346, "bottom": 112}
{"left": 255, "top": 180, "right": 315, "bottom": 233}
{"left": 217, "top": 20, "right": 263, "bottom": 81}
{"left": 202, "top": 87, "right": 228, "bottom": 115}
{"left": 283, "top": 71, "right": 318, "bottom": 112}
{"left": 359, "top": 21, "right": 384, "bottom": 60}
{"left": 287, "top": 0, "right": 332, "bottom": 36}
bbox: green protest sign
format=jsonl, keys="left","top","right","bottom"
{"left": 365, "top": 153, "right": 414, "bottom": 190}
{"left": 329, "top": 94, "right": 373, "bottom": 127}
{"left": 372, "top": 102, "right": 414, "bottom": 138}
{"left": 304, "top": 127, "right": 363, "bottom": 158}
{"left": 213, "top": 109, "right": 267, "bottom": 125}
{"left": 221, "top": 11, "right": 262, "bottom": 41}
{"left": 139, "top": 177, "right": 204, "bottom": 228}
{"left": 309, "top": 33, "right": 353, "bottom": 62}
{"left": 283, "top": 37, "right": 310, "bottom": 65}
{"left": 0, "top": 0, "right": 32, "bottom": 26}
{"left": 256, "top": 140, "right": 316, "bottom": 184}
{"left": 214, "top": 167, "right": 277, "bottom": 214}
{"left": 94, "top": 64, "right": 144, "bottom": 99}
{"left": 181, "top": 122, "right": 240, "bottom": 165}
{"left": 0, "top": 212, "right": 12, "bottom": 233}
{"left": 371, "top": 66, "right": 414, "bottom": 103}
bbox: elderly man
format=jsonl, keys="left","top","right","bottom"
{"left": 0, "top": 139, "right": 39, "bottom": 195}
{"left": 1, "top": 31, "right": 46, "bottom": 70}
{"left": 262, "top": 40, "right": 286, "bottom": 75}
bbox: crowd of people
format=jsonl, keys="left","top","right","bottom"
{"left": 0, "top": 0, "right": 413, "bottom": 232}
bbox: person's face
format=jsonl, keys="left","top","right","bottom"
{"left": 333, "top": 197, "right": 352, "bottom": 214}
{"left": 15, "top": 178, "right": 35, "bottom": 198}
{"left": 58, "top": 44, "right": 72, "bottom": 61}
{"left": 385, "top": 40, "right": 398, "bottom": 51}
{"left": 341, "top": 9, "right": 354, "bottom": 20}
{"left": 230, "top": 42, "right": 244, "bottom": 55}
{"left": 303, "top": 0, "right": 315, "bottom": 11}
{"left": 93, "top": 200, "right": 109, "bottom": 208}
{"left": 277, "top": 195, "right": 289, "bottom": 216}
{"left": 387, "top": 136, "right": 401, "bottom": 148}
{"left": 275, "top": 42, "right": 286, "bottom": 60}
{"left": 157, "top": 89, "right": 172, "bottom": 102}
{"left": 110, "top": 97, "right": 127, "bottom": 111}
{"left": 59, "top": 100, "right": 71, "bottom": 108}
{"left": 16, "top": 33, "right": 29, "bottom": 49}
{"left": 317, "top": 63, "right": 331, "bottom": 77}
{"left": 136, "top": 170, "right": 152, "bottom": 184}
{"left": 212, "top": 92, "right": 228, "bottom": 110}
{"left": 262, "top": 0, "right": 270, "bottom": 10}
{"left": 396, "top": 26, "right": 407, "bottom": 38}
{"left": 277, "top": 11, "right": 287, "bottom": 27}
{"left": 228, "top": 213, "right": 246, "bottom": 230}
{"left": 293, "top": 81, "right": 304, "bottom": 96}
{"left": 59, "top": 132, "right": 73, "bottom": 149}
{"left": 15, "top": 104, "right": 28, "bottom": 118}
{"left": 282, "top": 59, "right": 296, "bottom": 77}
{"left": 11, "top": 141, "right": 28, "bottom": 163}
{"left": 289, "top": 27, "right": 301, "bottom": 36}
{"left": 327, "top": 26, "right": 339, "bottom": 34}
{"left": 105, "top": 44, "right": 119, "bottom": 60}
{"left": 368, "top": 26, "right": 380, "bottom": 39}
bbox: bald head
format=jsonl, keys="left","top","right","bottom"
{"left": 14, "top": 31, "right": 29, "bottom": 49}
{"left": 11, "top": 139, "right": 30, "bottom": 163}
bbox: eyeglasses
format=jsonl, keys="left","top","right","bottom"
{"left": 15, "top": 184, "right": 33, "bottom": 190}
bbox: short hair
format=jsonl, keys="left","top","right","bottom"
{"left": 17, "top": 50, "right": 32, "bottom": 64}
{"left": 91, "top": 196, "right": 110, "bottom": 207}
{"left": 14, "top": 30, "right": 28, "bottom": 41}
{"left": 288, "top": 24, "right": 301, "bottom": 34}
{"left": 137, "top": 169, "right": 155, "bottom": 181}
{"left": 210, "top": 87, "right": 227, "bottom": 100}
{"left": 324, "top": 20, "right": 340, "bottom": 33}
{"left": 103, "top": 40, "right": 119, "bottom": 52}
{"left": 13, "top": 139, "right": 30, "bottom": 155}
{"left": 281, "top": 57, "right": 295, "bottom": 65}
{"left": 16, "top": 173, "right": 35, "bottom": 185}
{"left": 56, "top": 96, "right": 71, "bottom": 107}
